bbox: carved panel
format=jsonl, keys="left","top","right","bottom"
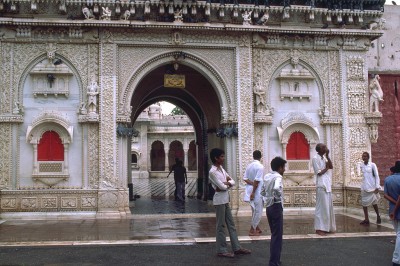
{"left": 98, "top": 191, "right": 119, "bottom": 208}
{"left": 0, "top": 124, "right": 11, "bottom": 189}
{"left": 347, "top": 85, "right": 366, "bottom": 113}
{"left": 61, "top": 197, "right": 77, "bottom": 208}
{"left": 349, "top": 149, "right": 364, "bottom": 185}
{"left": 1, "top": 43, "right": 12, "bottom": 114}
{"left": 100, "top": 42, "right": 118, "bottom": 188}
{"left": 294, "top": 193, "right": 308, "bottom": 205}
{"left": 81, "top": 196, "right": 97, "bottom": 208}
{"left": 346, "top": 56, "right": 364, "bottom": 81}
{"left": 332, "top": 125, "right": 343, "bottom": 186}
{"left": 88, "top": 124, "right": 100, "bottom": 189}
{"left": 21, "top": 197, "right": 37, "bottom": 209}
{"left": 42, "top": 197, "right": 57, "bottom": 208}
{"left": 349, "top": 127, "right": 368, "bottom": 147}
{"left": 254, "top": 124, "right": 263, "bottom": 152}
{"left": 329, "top": 51, "right": 341, "bottom": 117}
{"left": 237, "top": 36, "right": 253, "bottom": 179}
{"left": 1, "top": 198, "right": 17, "bottom": 209}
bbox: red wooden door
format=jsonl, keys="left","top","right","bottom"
{"left": 286, "top": 132, "right": 310, "bottom": 160}
{"left": 38, "top": 131, "right": 64, "bottom": 161}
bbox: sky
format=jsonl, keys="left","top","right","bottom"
{"left": 160, "top": 1, "right": 395, "bottom": 114}
{"left": 159, "top": 101, "right": 176, "bottom": 115}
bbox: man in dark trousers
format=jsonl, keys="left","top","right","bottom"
{"left": 167, "top": 158, "right": 187, "bottom": 201}
{"left": 261, "top": 156, "right": 287, "bottom": 266}
{"left": 384, "top": 161, "right": 400, "bottom": 266}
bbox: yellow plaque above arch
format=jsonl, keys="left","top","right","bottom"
{"left": 164, "top": 74, "right": 185, "bottom": 89}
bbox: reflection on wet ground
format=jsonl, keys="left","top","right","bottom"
{"left": 132, "top": 177, "right": 198, "bottom": 199}
{"left": 131, "top": 196, "right": 214, "bottom": 215}
{"left": 0, "top": 214, "right": 393, "bottom": 243}
{"left": 0, "top": 178, "right": 394, "bottom": 245}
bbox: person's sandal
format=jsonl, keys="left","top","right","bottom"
{"left": 360, "top": 220, "right": 370, "bottom": 225}
{"left": 234, "top": 248, "right": 251, "bottom": 255}
{"left": 217, "top": 252, "right": 234, "bottom": 258}
{"left": 377, "top": 216, "right": 381, "bottom": 224}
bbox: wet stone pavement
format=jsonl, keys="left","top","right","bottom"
{"left": 0, "top": 177, "right": 395, "bottom": 247}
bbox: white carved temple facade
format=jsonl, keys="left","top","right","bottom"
{"left": 0, "top": 0, "right": 392, "bottom": 217}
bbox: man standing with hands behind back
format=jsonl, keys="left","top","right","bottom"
{"left": 312, "top": 143, "right": 336, "bottom": 236}
{"left": 243, "top": 150, "right": 264, "bottom": 236}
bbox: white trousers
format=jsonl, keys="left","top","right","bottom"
{"left": 314, "top": 188, "right": 336, "bottom": 232}
{"left": 393, "top": 220, "right": 400, "bottom": 264}
{"left": 250, "top": 197, "right": 263, "bottom": 230}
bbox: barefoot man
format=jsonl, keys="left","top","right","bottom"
{"left": 312, "top": 143, "right": 336, "bottom": 236}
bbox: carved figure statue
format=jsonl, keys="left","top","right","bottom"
{"left": 253, "top": 80, "right": 266, "bottom": 113}
{"left": 369, "top": 124, "right": 379, "bottom": 143}
{"left": 174, "top": 9, "right": 183, "bottom": 23}
{"left": 369, "top": 18, "right": 386, "bottom": 30}
{"left": 369, "top": 74, "right": 384, "bottom": 112}
{"left": 79, "top": 102, "right": 87, "bottom": 115}
{"left": 87, "top": 79, "right": 99, "bottom": 115}
{"left": 101, "top": 7, "right": 112, "bottom": 20}
{"left": 12, "top": 101, "right": 22, "bottom": 114}
{"left": 122, "top": 10, "right": 131, "bottom": 20}
{"left": 242, "top": 10, "right": 253, "bottom": 26}
{"left": 82, "top": 7, "right": 94, "bottom": 20}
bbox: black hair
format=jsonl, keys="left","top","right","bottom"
{"left": 270, "top": 156, "right": 287, "bottom": 171}
{"left": 253, "top": 150, "right": 262, "bottom": 160}
{"left": 315, "top": 143, "right": 324, "bottom": 152}
{"left": 210, "top": 148, "right": 224, "bottom": 164}
{"left": 362, "top": 152, "right": 370, "bottom": 158}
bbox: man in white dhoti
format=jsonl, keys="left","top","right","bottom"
{"left": 243, "top": 150, "right": 264, "bottom": 236}
{"left": 357, "top": 152, "right": 381, "bottom": 225}
{"left": 312, "top": 143, "right": 336, "bottom": 236}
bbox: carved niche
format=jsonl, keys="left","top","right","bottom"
{"left": 29, "top": 59, "right": 73, "bottom": 98}
{"left": 26, "top": 110, "right": 73, "bottom": 186}
{"left": 276, "top": 63, "right": 315, "bottom": 102}
{"left": 277, "top": 112, "right": 320, "bottom": 186}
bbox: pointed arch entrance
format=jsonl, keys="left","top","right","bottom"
{"left": 125, "top": 54, "right": 230, "bottom": 212}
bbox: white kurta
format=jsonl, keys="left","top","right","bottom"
{"left": 357, "top": 162, "right": 381, "bottom": 207}
{"left": 243, "top": 160, "right": 264, "bottom": 230}
{"left": 312, "top": 154, "right": 336, "bottom": 232}
{"left": 243, "top": 160, "right": 264, "bottom": 202}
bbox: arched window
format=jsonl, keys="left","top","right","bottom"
{"left": 38, "top": 131, "right": 64, "bottom": 161}
{"left": 131, "top": 153, "right": 138, "bottom": 164}
{"left": 168, "top": 140, "right": 184, "bottom": 169}
{"left": 188, "top": 140, "right": 197, "bottom": 171}
{"left": 286, "top": 132, "right": 310, "bottom": 160}
{"left": 150, "top": 141, "right": 165, "bottom": 171}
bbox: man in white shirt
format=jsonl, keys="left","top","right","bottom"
{"left": 357, "top": 151, "right": 381, "bottom": 225}
{"left": 312, "top": 143, "right": 336, "bottom": 236}
{"left": 208, "top": 148, "right": 251, "bottom": 258}
{"left": 244, "top": 150, "right": 265, "bottom": 236}
{"left": 261, "top": 156, "right": 287, "bottom": 266}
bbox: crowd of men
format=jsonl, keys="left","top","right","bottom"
{"left": 207, "top": 144, "right": 400, "bottom": 266}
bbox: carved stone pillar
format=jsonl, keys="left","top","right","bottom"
{"left": 184, "top": 148, "right": 188, "bottom": 169}
{"left": 235, "top": 35, "right": 254, "bottom": 213}
{"left": 165, "top": 149, "right": 169, "bottom": 171}
{"left": 97, "top": 40, "right": 125, "bottom": 217}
